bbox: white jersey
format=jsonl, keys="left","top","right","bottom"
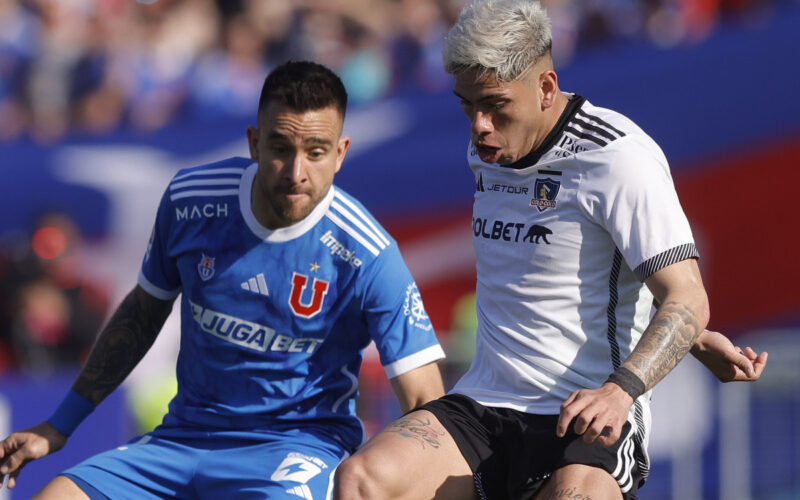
{"left": 452, "top": 95, "right": 698, "bottom": 415}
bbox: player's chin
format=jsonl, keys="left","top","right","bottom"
{"left": 281, "top": 205, "right": 314, "bottom": 225}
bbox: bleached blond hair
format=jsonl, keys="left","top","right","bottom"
{"left": 442, "top": 0, "right": 552, "bottom": 82}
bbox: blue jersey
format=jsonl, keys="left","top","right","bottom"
{"left": 138, "top": 157, "right": 444, "bottom": 451}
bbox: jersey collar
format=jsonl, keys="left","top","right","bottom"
{"left": 504, "top": 94, "right": 585, "bottom": 170}
{"left": 239, "top": 162, "right": 335, "bottom": 242}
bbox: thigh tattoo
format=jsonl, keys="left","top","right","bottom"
{"left": 386, "top": 416, "right": 446, "bottom": 450}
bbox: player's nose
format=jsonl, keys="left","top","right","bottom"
{"left": 472, "top": 110, "right": 493, "bottom": 135}
{"left": 285, "top": 153, "right": 308, "bottom": 183}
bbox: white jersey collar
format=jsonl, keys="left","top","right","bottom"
{"left": 239, "top": 162, "right": 334, "bottom": 242}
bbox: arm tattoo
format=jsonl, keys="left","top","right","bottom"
{"left": 623, "top": 301, "right": 701, "bottom": 391}
{"left": 385, "top": 416, "right": 445, "bottom": 450}
{"left": 73, "top": 287, "right": 173, "bottom": 405}
{"left": 546, "top": 487, "right": 593, "bottom": 499}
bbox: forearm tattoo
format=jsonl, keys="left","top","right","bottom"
{"left": 74, "top": 288, "right": 172, "bottom": 405}
{"left": 624, "top": 301, "right": 701, "bottom": 391}
{"left": 385, "top": 416, "right": 445, "bottom": 450}
{"left": 545, "top": 487, "right": 593, "bottom": 500}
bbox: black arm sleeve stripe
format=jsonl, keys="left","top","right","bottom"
{"left": 634, "top": 243, "right": 700, "bottom": 282}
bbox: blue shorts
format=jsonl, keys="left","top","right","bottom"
{"left": 62, "top": 428, "right": 347, "bottom": 499}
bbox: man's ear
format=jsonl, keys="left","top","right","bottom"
{"left": 246, "top": 125, "right": 259, "bottom": 162}
{"left": 335, "top": 136, "right": 351, "bottom": 173}
{"left": 540, "top": 70, "right": 558, "bottom": 110}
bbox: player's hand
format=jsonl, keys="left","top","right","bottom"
{"left": 691, "top": 329, "right": 768, "bottom": 382}
{"left": 556, "top": 383, "right": 633, "bottom": 447}
{"left": 0, "top": 422, "right": 67, "bottom": 489}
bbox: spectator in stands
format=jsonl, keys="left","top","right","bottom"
{"left": 0, "top": 212, "right": 108, "bottom": 374}
{"left": 0, "top": 0, "right": 781, "bottom": 142}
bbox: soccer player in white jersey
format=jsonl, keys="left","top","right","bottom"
{"left": 0, "top": 61, "right": 446, "bottom": 499}
{"left": 334, "top": 1, "right": 768, "bottom": 499}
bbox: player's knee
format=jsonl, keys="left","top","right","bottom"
{"left": 538, "top": 464, "right": 622, "bottom": 500}
{"left": 333, "top": 454, "right": 387, "bottom": 500}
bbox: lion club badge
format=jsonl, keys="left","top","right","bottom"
{"left": 197, "top": 254, "right": 216, "bottom": 281}
{"left": 531, "top": 178, "right": 561, "bottom": 212}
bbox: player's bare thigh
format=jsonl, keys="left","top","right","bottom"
{"left": 32, "top": 475, "right": 89, "bottom": 500}
{"left": 334, "top": 410, "right": 477, "bottom": 500}
{"left": 534, "top": 464, "right": 622, "bottom": 500}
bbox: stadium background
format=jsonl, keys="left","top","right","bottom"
{"left": 0, "top": 0, "right": 798, "bottom": 498}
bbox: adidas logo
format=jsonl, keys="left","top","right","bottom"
{"left": 285, "top": 485, "right": 313, "bottom": 499}
{"left": 241, "top": 273, "right": 269, "bottom": 296}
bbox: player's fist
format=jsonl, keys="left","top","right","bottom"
{"left": 691, "top": 329, "right": 768, "bottom": 382}
{"left": 557, "top": 383, "right": 633, "bottom": 447}
{"left": 0, "top": 422, "right": 67, "bottom": 489}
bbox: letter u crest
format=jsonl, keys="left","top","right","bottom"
{"left": 288, "top": 272, "right": 330, "bottom": 318}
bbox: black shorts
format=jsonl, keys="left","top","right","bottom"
{"left": 417, "top": 394, "right": 648, "bottom": 500}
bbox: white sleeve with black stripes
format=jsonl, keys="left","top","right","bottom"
{"left": 577, "top": 134, "right": 699, "bottom": 281}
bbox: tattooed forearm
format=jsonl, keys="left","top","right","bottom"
{"left": 385, "top": 416, "right": 445, "bottom": 450}
{"left": 545, "top": 487, "right": 592, "bottom": 499}
{"left": 73, "top": 286, "right": 173, "bottom": 405}
{"left": 623, "top": 301, "right": 701, "bottom": 391}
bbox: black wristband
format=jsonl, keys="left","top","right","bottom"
{"left": 605, "top": 367, "right": 645, "bottom": 401}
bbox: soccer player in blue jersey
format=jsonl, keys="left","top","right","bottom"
{"left": 0, "top": 61, "right": 446, "bottom": 499}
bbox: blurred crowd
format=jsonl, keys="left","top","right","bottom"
{"left": 0, "top": 0, "right": 783, "bottom": 144}
{"left": 0, "top": 213, "right": 109, "bottom": 375}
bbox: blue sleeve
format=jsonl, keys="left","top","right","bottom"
{"left": 138, "top": 187, "right": 181, "bottom": 300}
{"left": 359, "top": 243, "right": 444, "bottom": 378}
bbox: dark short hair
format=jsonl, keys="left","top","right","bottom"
{"left": 258, "top": 61, "right": 348, "bottom": 120}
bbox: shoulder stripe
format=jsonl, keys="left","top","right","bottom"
{"left": 330, "top": 200, "right": 388, "bottom": 251}
{"left": 170, "top": 189, "right": 239, "bottom": 201}
{"left": 170, "top": 178, "right": 240, "bottom": 191}
{"left": 325, "top": 211, "right": 380, "bottom": 256}
{"left": 634, "top": 243, "right": 699, "bottom": 282}
{"left": 570, "top": 116, "right": 619, "bottom": 142}
{"left": 173, "top": 167, "right": 246, "bottom": 182}
{"left": 170, "top": 165, "right": 245, "bottom": 201}
{"left": 333, "top": 191, "right": 391, "bottom": 247}
{"left": 564, "top": 126, "right": 607, "bottom": 147}
{"left": 576, "top": 109, "right": 626, "bottom": 137}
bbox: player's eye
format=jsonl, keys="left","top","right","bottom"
{"left": 308, "top": 149, "right": 326, "bottom": 160}
{"left": 486, "top": 99, "right": 508, "bottom": 111}
{"left": 269, "top": 143, "right": 289, "bottom": 155}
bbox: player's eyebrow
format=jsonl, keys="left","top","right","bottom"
{"left": 267, "top": 131, "right": 332, "bottom": 147}
{"left": 453, "top": 90, "right": 507, "bottom": 104}
{"left": 267, "top": 131, "right": 290, "bottom": 142}
{"left": 303, "top": 137, "right": 333, "bottom": 147}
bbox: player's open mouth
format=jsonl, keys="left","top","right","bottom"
{"left": 476, "top": 144, "right": 501, "bottom": 163}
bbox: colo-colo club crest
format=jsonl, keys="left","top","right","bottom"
{"left": 531, "top": 178, "right": 561, "bottom": 212}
